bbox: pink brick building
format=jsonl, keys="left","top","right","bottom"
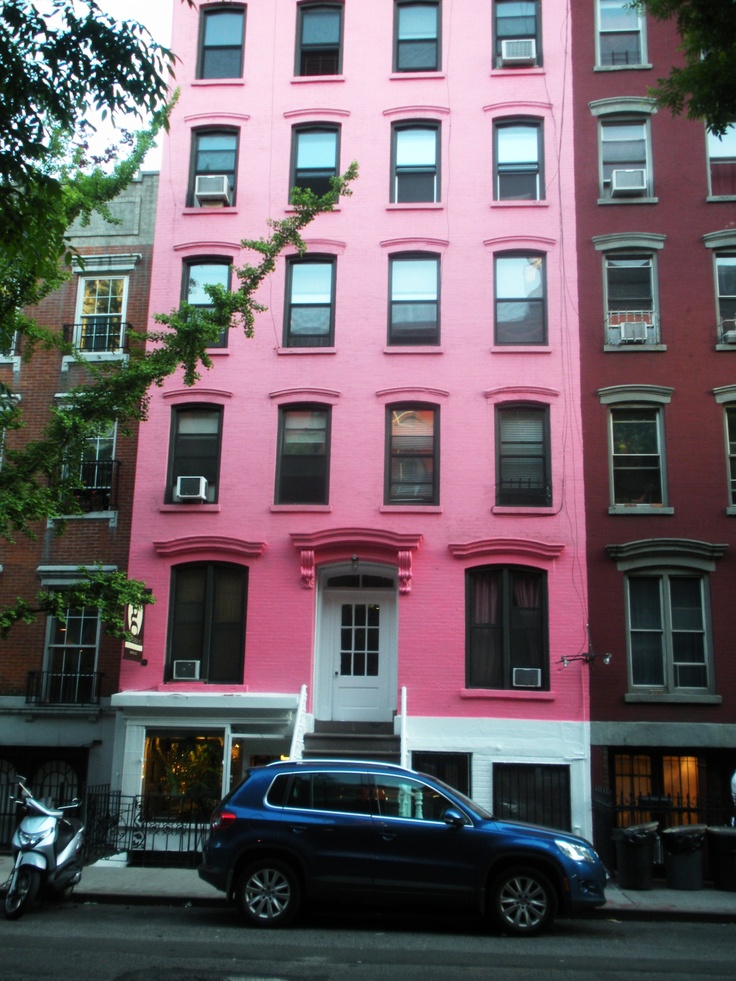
{"left": 114, "top": 0, "right": 592, "bottom": 836}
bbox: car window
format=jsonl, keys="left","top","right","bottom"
{"left": 372, "top": 774, "right": 456, "bottom": 822}
{"left": 283, "top": 771, "right": 373, "bottom": 814}
{"left": 265, "top": 773, "right": 290, "bottom": 807}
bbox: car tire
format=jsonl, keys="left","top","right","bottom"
{"left": 235, "top": 858, "right": 301, "bottom": 927}
{"left": 490, "top": 866, "right": 557, "bottom": 936}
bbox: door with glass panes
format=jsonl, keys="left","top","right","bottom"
{"left": 318, "top": 571, "right": 398, "bottom": 722}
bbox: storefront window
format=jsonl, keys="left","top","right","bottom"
{"left": 143, "top": 732, "right": 224, "bottom": 820}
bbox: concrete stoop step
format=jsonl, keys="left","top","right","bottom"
{"left": 303, "top": 722, "right": 400, "bottom": 763}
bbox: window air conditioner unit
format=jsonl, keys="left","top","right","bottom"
{"left": 175, "top": 475, "right": 208, "bottom": 502}
{"left": 173, "top": 660, "right": 200, "bottom": 681}
{"left": 611, "top": 168, "right": 647, "bottom": 196}
{"left": 619, "top": 321, "right": 648, "bottom": 343}
{"left": 512, "top": 667, "right": 542, "bottom": 689}
{"left": 194, "top": 174, "right": 232, "bottom": 205}
{"left": 720, "top": 321, "right": 736, "bottom": 343}
{"left": 500, "top": 38, "right": 537, "bottom": 65}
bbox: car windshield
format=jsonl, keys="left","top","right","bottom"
{"left": 418, "top": 772, "right": 493, "bottom": 820}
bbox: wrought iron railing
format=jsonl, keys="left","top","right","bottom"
{"left": 84, "top": 788, "right": 215, "bottom": 866}
{"left": 25, "top": 671, "right": 104, "bottom": 706}
{"left": 75, "top": 459, "right": 121, "bottom": 511}
{"left": 63, "top": 318, "right": 131, "bottom": 354}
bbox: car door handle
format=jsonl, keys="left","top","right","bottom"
{"left": 380, "top": 832, "right": 396, "bottom": 841}
{"left": 290, "top": 826, "right": 306, "bottom": 834}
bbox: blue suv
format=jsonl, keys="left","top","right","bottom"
{"left": 198, "top": 759, "right": 607, "bottom": 935}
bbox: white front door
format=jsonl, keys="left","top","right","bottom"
{"left": 316, "top": 571, "right": 398, "bottom": 723}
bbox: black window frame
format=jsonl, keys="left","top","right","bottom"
{"left": 494, "top": 118, "right": 544, "bottom": 201}
{"left": 393, "top": 0, "right": 441, "bottom": 73}
{"left": 295, "top": 2, "right": 344, "bottom": 76}
{"left": 388, "top": 252, "right": 440, "bottom": 345}
{"left": 189, "top": 128, "right": 239, "bottom": 207}
{"left": 493, "top": 0, "right": 542, "bottom": 68}
{"left": 275, "top": 404, "right": 331, "bottom": 505}
{"left": 494, "top": 251, "right": 547, "bottom": 345}
{"left": 465, "top": 564, "right": 549, "bottom": 690}
{"left": 182, "top": 257, "right": 233, "bottom": 349}
{"left": 391, "top": 121, "right": 440, "bottom": 203}
{"left": 284, "top": 255, "right": 337, "bottom": 348}
{"left": 496, "top": 403, "right": 551, "bottom": 507}
{"left": 167, "top": 561, "right": 248, "bottom": 684}
{"left": 290, "top": 124, "right": 340, "bottom": 201}
{"left": 166, "top": 404, "right": 223, "bottom": 504}
{"left": 385, "top": 403, "right": 439, "bottom": 505}
{"left": 197, "top": 4, "right": 246, "bottom": 80}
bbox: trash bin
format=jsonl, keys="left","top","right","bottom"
{"left": 612, "top": 822, "right": 658, "bottom": 890}
{"left": 661, "top": 825, "right": 706, "bottom": 890}
{"left": 707, "top": 827, "right": 736, "bottom": 891}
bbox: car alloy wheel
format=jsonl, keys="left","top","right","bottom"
{"left": 237, "top": 859, "right": 300, "bottom": 927}
{"left": 491, "top": 867, "right": 556, "bottom": 936}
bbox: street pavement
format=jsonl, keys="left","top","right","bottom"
{"left": 1, "top": 852, "right": 735, "bottom": 921}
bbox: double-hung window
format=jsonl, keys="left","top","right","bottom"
{"left": 600, "top": 117, "right": 650, "bottom": 198}
{"left": 197, "top": 5, "right": 245, "bottom": 79}
{"left": 726, "top": 407, "right": 736, "bottom": 506}
{"left": 494, "top": 120, "right": 543, "bottom": 200}
{"left": 167, "top": 405, "right": 223, "bottom": 503}
{"left": 296, "top": 3, "right": 343, "bottom": 75}
{"left": 394, "top": 1, "right": 440, "bottom": 72}
{"left": 184, "top": 259, "right": 231, "bottom": 349}
{"left": 604, "top": 252, "right": 657, "bottom": 344}
{"left": 388, "top": 253, "right": 440, "bottom": 344}
{"left": 276, "top": 405, "right": 331, "bottom": 505}
{"left": 168, "top": 562, "right": 248, "bottom": 684}
{"left": 190, "top": 129, "right": 238, "bottom": 206}
{"left": 716, "top": 253, "right": 736, "bottom": 340}
{"left": 496, "top": 405, "right": 551, "bottom": 506}
{"left": 610, "top": 407, "right": 664, "bottom": 506}
{"left": 391, "top": 123, "right": 440, "bottom": 203}
{"left": 596, "top": 0, "right": 646, "bottom": 67}
{"left": 44, "top": 604, "right": 101, "bottom": 705}
{"left": 77, "top": 422, "right": 118, "bottom": 512}
{"left": 74, "top": 275, "right": 127, "bottom": 354}
{"left": 707, "top": 125, "right": 736, "bottom": 198}
{"left": 291, "top": 126, "right": 339, "bottom": 199}
{"left": 466, "top": 565, "right": 548, "bottom": 690}
{"left": 386, "top": 404, "right": 438, "bottom": 504}
{"left": 627, "top": 574, "right": 710, "bottom": 691}
{"left": 494, "top": 1, "right": 541, "bottom": 68}
{"left": 284, "top": 257, "right": 336, "bottom": 347}
{"left": 494, "top": 253, "right": 546, "bottom": 344}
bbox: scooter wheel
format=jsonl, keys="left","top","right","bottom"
{"left": 4, "top": 867, "right": 41, "bottom": 919}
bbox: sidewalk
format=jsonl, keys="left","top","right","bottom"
{"left": 2, "top": 852, "right": 736, "bottom": 920}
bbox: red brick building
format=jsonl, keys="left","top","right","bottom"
{"left": 571, "top": 1, "right": 736, "bottom": 862}
{"left": 0, "top": 172, "right": 158, "bottom": 840}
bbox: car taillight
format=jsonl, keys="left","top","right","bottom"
{"left": 210, "top": 810, "right": 237, "bottom": 833}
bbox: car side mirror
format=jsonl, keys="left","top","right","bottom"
{"left": 442, "top": 807, "right": 466, "bottom": 828}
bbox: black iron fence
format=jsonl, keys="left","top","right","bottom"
{"left": 84, "top": 787, "right": 215, "bottom": 867}
{"left": 592, "top": 787, "right": 733, "bottom": 871}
